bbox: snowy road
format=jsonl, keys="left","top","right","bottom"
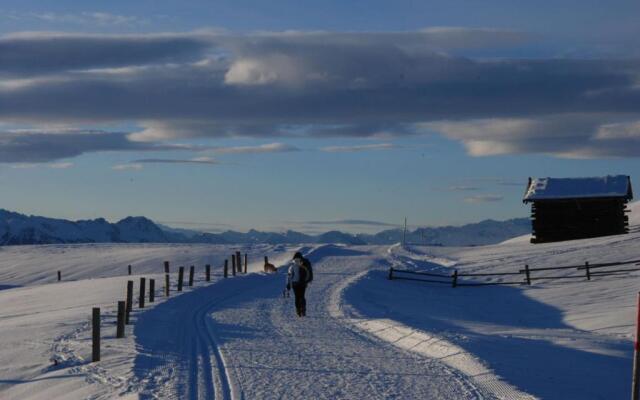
{"left": 129, "top": 245, "right": 483, "bottom": 399}
{"left": 4, "top": 237, "right": 634, "bottom": 399}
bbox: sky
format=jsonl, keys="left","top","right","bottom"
{"left": 1, "top": 0, "right": 640, "bottom": 234}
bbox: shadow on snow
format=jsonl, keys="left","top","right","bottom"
{"left": 344, "top": 256, "right": 631, "bottom": 400}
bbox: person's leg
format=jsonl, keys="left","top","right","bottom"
{"left": 300, "top": 284, "right": 307, "bottom": 316}
{"left": 293, "top": 284, "right": 304, "bottom": 316}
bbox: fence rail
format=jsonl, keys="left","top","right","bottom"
{"left": 389, "top": 257, "right": 640, "bottom": 288}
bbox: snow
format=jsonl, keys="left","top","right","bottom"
{"left": 2, "top": 204, "right": 640, "bottom": 399}
{"left": 523, "top": 175, "right": 631, "bottom": 201}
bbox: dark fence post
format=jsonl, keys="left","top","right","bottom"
{"left": 189, "top": 266, "right": 194, "bottom": 286}
{"left": 178, "top": 267, "right": 184, "bottom": 291}
{"left": 524, "top": 264, "right": 531, "bottom": 285}
{"left": 149, "top": 279, "right": 155, "bottom": 303}
{"left": 139, "top": 278, "right": 146, "bottom": 309}
{"left": 632, "top": 292, "right": 640, "bottom": 400}
{"left": 116, "top": 301, "right": 125, "bottom": 338}
{"left": 164, "top": 261, "right": 170, "bottom": 274}
{"left": 57, "top": 270, "right": 61, "bottom": 281}
{"left": 452, "top": 270, "right": 458, "bottom": 288}
{"left": 206, "top": 264, "right": 211, "bottom": 281}
{"left": 264, "top": 256, "right": 268, "bottom": 272}
{"left": 92, "top": 307, "right": 100, "bottom": 362}
{"left": 125, "top": 280, "right": 133, "bottom": 324}
{"left": 232, "top": 254, "right": 236, "bottom": 276}
{"left": 224, "top": 260, "right": 228, "bottom": 278}
{"left": 165, "top": 273, "right": 170, "bottom": 297}
{"left": 128, "top": 264, "right": 132, "bottom": 275}
{"left": 388, "top": 267, "right": 394, "bottom": 280}
{"left": 585, "top": 261, "right": 591, "bottom": 281}
{"left": 244, "top": 253, "right": 248, "bottom": 274}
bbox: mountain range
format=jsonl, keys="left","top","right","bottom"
{"left": 0, "top": 209, "right": 530, "bottom": 246}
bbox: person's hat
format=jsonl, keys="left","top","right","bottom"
{"left": 293, "top": 252, "right": 303, "bottom": 260}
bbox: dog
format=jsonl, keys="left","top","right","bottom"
{"left": 263, "top": 256, "right": 277, "bottom": 273}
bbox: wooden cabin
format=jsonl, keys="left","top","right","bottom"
{"left": 523, "top": 175, "right": 633, "bottom": 243}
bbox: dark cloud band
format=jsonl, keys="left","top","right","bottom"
{"left": 1, "top": 29, "right": 639, "bottom": 159}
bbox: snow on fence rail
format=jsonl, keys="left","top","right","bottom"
{"left": 388, "top": 258, "right": 640, "bottom": 288}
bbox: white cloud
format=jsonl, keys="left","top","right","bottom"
{"left": 132, "top": 157, "right": 219, "bottom": 165}
{"left": 320, "top": 143, "right": 398, "bottom": 152}
{"left": 426, "top": 114, "right": 640, "bottom": 158}
{"left": 0, "top": 129, "right": 189, "bottom": 163}
{"left": 10, "top": 161, "right": 74, "bottom": 169}
{"left": 211, "top": 143, "right": 300, "bottom": 154}
{"left": 3, "top": 11, "right": 149, "bottom": 26}
{"left": 48, "top": 162, "right": 74, "bottom": 169}
{"left": 112, "top": 163, "right": 143, "bottom": 170}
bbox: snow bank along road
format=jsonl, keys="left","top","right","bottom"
{"left": 1, "top": 234, "right": 637, "bottom": 399}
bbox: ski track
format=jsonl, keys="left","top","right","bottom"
{"left": 128, "top": 277, "right": 249, "bottom": 400}
{"left": 125, "top": 245, "right": 483, "bottom": 399}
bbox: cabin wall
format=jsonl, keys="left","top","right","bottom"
{"left": 530, "top": 198, "right": 629, "bottom": 243}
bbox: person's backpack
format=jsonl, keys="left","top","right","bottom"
{"left": 298, "top": 264, "right": 308, "bottom": 283}
{"left": 302, "top": 258, "right": 313, "bottom": 283}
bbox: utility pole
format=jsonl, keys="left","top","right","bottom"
{"left": 402, "top": 217, "right": 407, "bottom": 247}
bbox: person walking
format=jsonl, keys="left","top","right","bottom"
{"left": 286, "top": 252, "right": 313, "bottom": 317}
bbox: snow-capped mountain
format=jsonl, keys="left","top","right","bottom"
{"left": 359, "top": 218, "right": 532, "bottom": 246}
{"left": 0, "top": 210, "right": 180, "bottom": 245}
{"left": 0, "top": 208, "right": 530, "bottom": 246}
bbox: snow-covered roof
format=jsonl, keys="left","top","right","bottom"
{"left": 523, "top": 175, "right": 633, "bottom": 202}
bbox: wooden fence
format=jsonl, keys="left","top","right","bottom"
{"left": 388, "top": 258, "right": 640, "bottom": 288}
{"left": 81, "top": 251, "right": 254, "bottom": 363}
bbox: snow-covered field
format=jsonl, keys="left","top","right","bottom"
{"left": 1, "top": 207, "right": 639, "bottom": 399}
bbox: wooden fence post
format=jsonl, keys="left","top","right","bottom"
{"left": 232, "top": 254, "right": 236, "bottom": 276}
{"left": 92, "top": 307, "right": 100, "bottom": 362}
{"left": 524, "top": 264, "right": 531, "bottom": 285}
{"left": 585, "top": 261, "right": 591, "bottom": 281}
{"left": 189, "top": 266, "right": 194, "bottom": 286}
{"left": 149, "top": 279, "right": 155, "bottom": 303}
{"left": 224, "top": 260, "right": 228, "bottom": 278}
{"left": 236, "top": 251, "right": 242, "bottom": 273}
{"left": 206, "top": 264, "right": 211, "bottom": 281}
{"left": 244, "top": 253, "right": 248, "bottom": 274}
{"left": 139, "top": 278, "right": 146, "bottom": 309}
{"left": 165, "top": 273, "right": 170, "bottom": 297}
{"left": 125, "top": 280, "right": 133, "bottom": 324}
{"left": 452, "top": 270, "right": 458, "bottom": 288}
{"left": 178, "top": 267, "right": 184, "bottom": 291}
{"left": 57, "top": 270, "right": 61, "bottom": 281}
{"left": 128, "top": 264, "right": 132, "bottom": 275}
{"left": 633, "top": 292, "right": 640, "bottom": 400}
{"left": 116, "top": 301, "right": 125, "bottom": 339}
{"left": 164, "top": 261, "right": 170, "bottom": 274}
{"left": 264, "top": 256, "right": 268, "bottom": 272}
{"left": 388, "top": 267, "right": 394, "bottom": 280}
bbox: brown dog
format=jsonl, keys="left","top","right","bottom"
{"left": 263, "top": 256, "right": 277, "bottom": 273}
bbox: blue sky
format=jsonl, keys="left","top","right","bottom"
{"left": 1, "top": 1, "right": 639, "bottom": 233}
